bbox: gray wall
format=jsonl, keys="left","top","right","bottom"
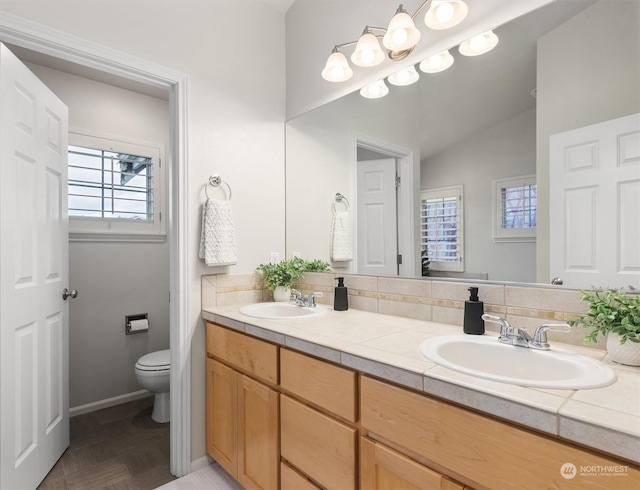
{"left": 421, "top": 108, "right": 537, "bottom": 283}
{"left": 536, "top": 0, "right": 640, "bottom": 283}
{"left": 27, "top": 63, "right": 170, "bottom": 409}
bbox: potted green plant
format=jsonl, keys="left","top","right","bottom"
{"left": 568, "top": 289, "right": 640, "bottom": 366}
{"left": 257, "top": 257, "right": 330, "bottom": 301}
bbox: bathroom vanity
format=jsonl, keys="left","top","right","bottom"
{"left": 202, "top": 305, "right": 640, "bottom": 490}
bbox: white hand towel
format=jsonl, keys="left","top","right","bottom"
{"left": 199, "top": 198, "right": 238, "bottom": 266}
{"left": 330, "top": 210, "right": 353, "bottom": 262}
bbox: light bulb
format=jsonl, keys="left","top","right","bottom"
{"left": 459, "top": 30, "right": 499, "bottom": 56}
{"left": 419, "top": 50, "right": 454, "bottom": 73}
{"left": 435, "top": 3, "right": 454, "bottom": 23}
{"left": 429, "top": 55, "right": 444, "bottom": 70}
{"left": 392, "top": 28, "right": 408, "bottom": 46}
{"left": 469, "top": 34, "right": 487, "bottom": 53}
{"left": 360, "top": 79, "right": 389, "bottom": 99}
{"left": 360, "top": 48, "right": 374, "bottom": 65}
{"left": 388, "top": 65, "right": 419, "bottom": 86}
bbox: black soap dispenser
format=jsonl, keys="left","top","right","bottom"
{"left": 463, "top": 287, "right": 484, "bottom": 335}
{"left": 334, "top": 277, "right": 349, "bottom": 311}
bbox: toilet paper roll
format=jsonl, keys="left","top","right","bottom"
{"left": 129, "top": 319, "right": 149, "bottom": 332}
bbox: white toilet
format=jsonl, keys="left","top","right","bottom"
{"left": 135, "top": 349, "right": 170, "bottom": 423}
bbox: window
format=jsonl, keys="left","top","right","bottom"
{"left": 68, "top": 133, "right": 165, "bottom": 241}
{"left": 420, "top": 186, "right": 463, "bottom": 271}
{"left": 493, "top": 175, "right": 536, "bottom": 242}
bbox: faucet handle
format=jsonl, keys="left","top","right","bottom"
{"left": 481, "top": 314, "right": 512, "bottom": 337}
{"left": 532, "top": 324, "right": 571, "bottom": 349}
{"left": 308, "top": 291, "right": 323, "bottom": 307}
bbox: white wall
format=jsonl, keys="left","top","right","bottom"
{"left": 25, "top": 63, "right": 171, "bottom": 409}
{"left": 0, "top": 0, "right": 286, "bottom": 466}
{"left": 536, "top": 0, "right": 640, "bottom": 283}
{"left": 285, "top": 0, "right": 552, "bottom": 118}
{"left": 421, "top": 108, "right": 537, "bottom": 283}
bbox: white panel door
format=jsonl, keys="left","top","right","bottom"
{"left": 0, "top": 43, "right": 70, "bottom": 489}
{"left": 550, "top": 113, "right": 640, "bottom": 289}
{"left": 357, "top": 158, "right": 398, "bottom": 276}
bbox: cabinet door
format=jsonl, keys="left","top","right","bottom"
{"left": 361, "top": 438, "right": 465, "bottom": 490}
{"left": 206, "top": 358, "right": 238, "bottom": 478}
{"left": 238, "top": 375, "right": 279, "bottom": 490}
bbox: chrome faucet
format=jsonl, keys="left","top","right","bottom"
{"left": 290, "top": 289, "right": 323, "bottom": 308}
{"left": 481, "top": 314, "right": 569, "bottom": 350}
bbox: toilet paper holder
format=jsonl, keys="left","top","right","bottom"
{"left": 126, "top": 313, "right": 149, "bottom": 335}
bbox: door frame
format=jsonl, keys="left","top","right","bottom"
{"left": 0, "top": 13, "right": 191, "bottom": 477}
{"left": 353, "top": 133, "right": 415, "bottom": 277}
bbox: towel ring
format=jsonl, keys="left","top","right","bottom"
{"left": 333, "top": 192, "right": 350, "bottom": 213}
{"left": 204, "top": 175, "right": 232, "bottom": 200}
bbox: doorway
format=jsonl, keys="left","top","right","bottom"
{"left": 354, "top": 134, "right": 416, "bottom": 277}
{"left": 0, "top": 14, "right": 190, "bottom": 478}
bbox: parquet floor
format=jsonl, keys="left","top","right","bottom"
{"left": 38, "top": 396, "right": 176, "bottom": 490}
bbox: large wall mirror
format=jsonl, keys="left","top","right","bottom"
{"left": 285, "top": 0, "right": 639, "bottom": 289}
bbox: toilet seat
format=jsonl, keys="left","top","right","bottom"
{"left": 136, "top": 349, "right": 170, "bottom": 372}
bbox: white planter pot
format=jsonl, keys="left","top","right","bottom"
{"left": 606, "top": 332, "right": 640, "bottom": 366}
{"left": 273, "top": 286, "right": 291, "bottom": 302}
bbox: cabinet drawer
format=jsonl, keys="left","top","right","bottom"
{"left": 281, "top": 395, "right": 357, "bottom": 490}
{"left": 361, "top": 376, "right": 640, "bottom": 489}
{"left": 280, "top": 348, "right": 357, "bottom": 422}
{"left": 281, "top": 462, "right": 321, "bottom": 490}
{"left": 206, "top": 322, "right": 278, "bottom": 384}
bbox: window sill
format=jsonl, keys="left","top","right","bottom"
{"left": 69, "top": 232, "right": 167, "bottom": 243}
{"left": 492, "top": 236, "right": 536, "bottom": 243}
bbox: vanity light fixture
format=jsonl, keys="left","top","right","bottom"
{"left": 459, "top": 29, "right": 499, "bottom": 56}
{"left": 360, "top": 79, "right": 390, "bottom": 98}
{"left": 321, "top": 48, "right": 354, "bottom": 82}
{"left": 322, "top": 0, "right": 469, "bottom": 82}
{"left": 351, "top": 27, "right": 386, "bottom": 67}
{"left": 419, "top": 49, "right": 454, "bottom": 73}
{"left": 388, "top": 65, "right": 420, "bottom": 86}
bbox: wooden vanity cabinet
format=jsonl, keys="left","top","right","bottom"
{"left": 206, "top": 323, "right": 279, "bottom": 490}
{"left": 360, "top": 375, "right": 640, "bottom": 489}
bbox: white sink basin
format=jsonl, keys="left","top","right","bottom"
{"left": 239, "top": 302, "right": 325, "bottom": 319}
{"left": 419, "top": 335, "right": 617, "bottom": 390}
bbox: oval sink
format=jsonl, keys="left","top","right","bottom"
{"left": 419, "top": 335, "right": 617, "bottom": 390}
{"left": 239, "top": 302, "right": 325, "bottom": 319}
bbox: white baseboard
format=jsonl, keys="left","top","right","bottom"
{"left": 191, "top": 455, "right": 214, "bottom": 473}
{"left": 70, "top": 389, "right": 151, "bottom": 417}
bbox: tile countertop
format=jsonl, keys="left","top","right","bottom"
{"left": 202, "top": 304, "right": 640, "bottom": 464}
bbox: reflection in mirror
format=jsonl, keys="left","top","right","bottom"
{"left": 286, "top": 0, "right": 640, "bottom": 289}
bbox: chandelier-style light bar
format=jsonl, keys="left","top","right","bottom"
{"left": 322, "top": 0, "right": 469, "bottom": 82}
{"left": 322, "top": 0, "right": 500, "bottom": 100}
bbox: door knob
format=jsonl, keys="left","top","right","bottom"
{"left": 62, "top": 288, "right": 78, "bottom": 300}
